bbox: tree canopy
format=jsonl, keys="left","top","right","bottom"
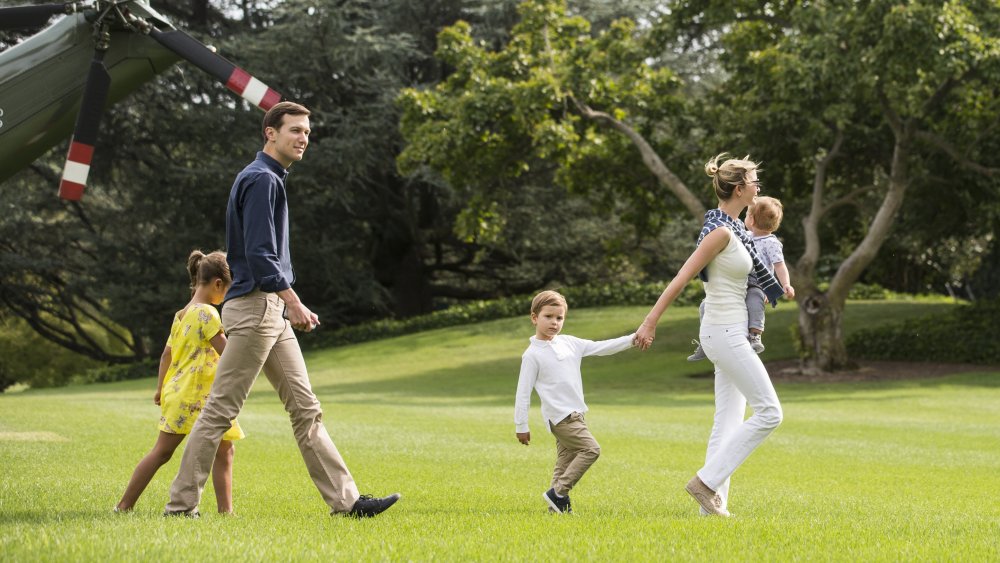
{"left": 2, "top": 0, "right": 999, "bottom": 383}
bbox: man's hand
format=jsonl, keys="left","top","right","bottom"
{"left": 285, "top": 301, "right": 320, "bottom": 332}
{"left": 516, "top": 432, "right": 530, "bottom": 445}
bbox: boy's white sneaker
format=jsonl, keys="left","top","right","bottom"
{"left": 748, "top": 333, "right": 765, "bottom": 354}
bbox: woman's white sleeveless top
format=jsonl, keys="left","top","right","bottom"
{"left": 702, "top": 227, "right": 752, "bottom": 326}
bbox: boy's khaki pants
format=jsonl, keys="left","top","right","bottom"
{"left": 549, "top": 412, "right": 601, "bottom": 496}
{"left": 165, "top": 290, "right": 360, "bottom": 514}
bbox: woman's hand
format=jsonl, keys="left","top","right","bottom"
{"left": 153, "top": 390, "right": 161, "bottom": 406}
{"left": 634, "top": 321, "right": 657, "bottom": 351}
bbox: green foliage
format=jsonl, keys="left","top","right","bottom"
{"left": 71, "top": 359, "right": 159, "bottom": 386}
{"left": 0, "top": 316, "right": 102, "bottom": 391}
{"left": 816, "top": 281, "right": 908, "bottom": 301}
{"left": 313, "top": 280, "right": 702, "bottom": 347}
{"left": 847, "top": 300, "right": 1000, "bottom": 364}
{"left": 398, "top": 0, "right": 692, "bottom": 243}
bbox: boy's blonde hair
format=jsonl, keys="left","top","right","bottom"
{"left": 530, "top": 290, "right": 568, "bottom": 316}
{"left": 748, "top": 196, "right": 784, "bottom": 233}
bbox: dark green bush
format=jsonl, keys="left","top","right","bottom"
{"left": 311, "top": 281, "right": 701, "bottom": 348}
{"left": 818, "top": 281, "right": 892, "bottom": 300}
{"left": 846, "top": 300, "right": 1000, "bottom": 364}
{"left": 73, "top": 360, "right": 159, "bottom": 385}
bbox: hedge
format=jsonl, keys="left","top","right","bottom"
{"left": 846, "top": 300, "right": 1000, "bottom": 364}
{"left": 74, "top": 360, "right": 159, "bottom": 386}
{"left": 309, "top": 281, "right": 704, "bottom": 348}
{"left": 70, "top": 281, "right": 906, "bottom": 383}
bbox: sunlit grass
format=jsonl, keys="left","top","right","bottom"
{"left": 2, "top": 300, "right": 997, "bottom": 561}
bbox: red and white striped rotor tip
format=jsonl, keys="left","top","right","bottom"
{"left": 226, "top": 68, "right": 281, "bottom": 111}
{"left": 58, "top": 140, "right": 94, "bottom": 201}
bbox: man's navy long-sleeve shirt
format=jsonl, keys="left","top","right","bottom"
{"left": 224, "top": 151, "right": 294, "bottom": 301}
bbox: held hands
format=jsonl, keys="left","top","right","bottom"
{"left": 516, "top": 432, "right": 530, "bottom": 445}
{"left": 286, "top": 302, "right": 320, "bottom": 332}
{"left": 634, "top": 321, "right": 656, "bottom": 351}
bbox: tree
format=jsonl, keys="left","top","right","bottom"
{"left": 400, "top": 0, "right": 1000, "bottom": 373}
{"left": 675, "top": 0, "right": 1000, "bottom": 371}
{"left": 398, "top": 1, "right": 704, "bottom": 241}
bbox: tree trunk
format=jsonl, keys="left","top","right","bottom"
{"left": 795, "top": 290, "right": 855, "bottom": 373}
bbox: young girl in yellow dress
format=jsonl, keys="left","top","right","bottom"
{"left": 116, "top": 250, "right": 244, "bottom": 514}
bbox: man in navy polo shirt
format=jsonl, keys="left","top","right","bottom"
{"left": 165, "top": 101, "right": 400, "bottom": 518}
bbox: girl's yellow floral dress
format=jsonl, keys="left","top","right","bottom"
{"left": 158, "top": 303, "right": 244, "bottom": 440}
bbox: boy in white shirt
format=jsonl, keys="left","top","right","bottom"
{"left": 513, "top": 290, "right": 635, "bottom": 514}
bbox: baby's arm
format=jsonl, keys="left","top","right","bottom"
{"left": 154, "top": 345, "right": 171, "bottom": 405}
{"left": 773, "top": 261, "right": 795, "bottom": 298}
{"left": 513, "top": 356, "right": 538, "bottom": 445}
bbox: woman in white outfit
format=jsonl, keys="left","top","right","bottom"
{"left": 634, "top": 153, "right": 790, "bottom": 517}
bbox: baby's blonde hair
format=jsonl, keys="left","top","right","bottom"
{"left": 748, "top": 196, "right": 784, "bottom": 233}
{"left": 705, "top": 153, "right": 761, "bottom": 200}
{"left": 530, "top": 290, "right": 568, "bottom": 316}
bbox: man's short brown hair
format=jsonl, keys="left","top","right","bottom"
{"left": 262, "top": 101, "right": 310, "bottom": 141}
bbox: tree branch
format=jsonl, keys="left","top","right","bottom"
{"left": 828, "top": 124, "right": 914, "bottom": 303}
{"left": 568, "top": 96, "right": 706, "bottom": 219}
{"left": 820, "top": 184, "right": 877, "bottom": 216}
{"left": 915, "top": 129, "right": 1000, "bottom": 177}
{"left": 796, "top": 127, "right": 844, "bottom": 285}
{"left": 876, "top": 84, "right": 903, "bottom": 137}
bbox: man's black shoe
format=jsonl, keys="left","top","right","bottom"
{"left": 346, "top": 493, "right": 401, "bottom": 518}
{"left": 542, "top": 488, "right": 572, "bottom": 514}
{"left": 163, "top": 509, "right": 200, "bottom": 519}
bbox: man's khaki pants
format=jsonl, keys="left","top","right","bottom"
{"left": 165, "top": 290, "right": 360, "bottom": 514}
{"left": 549, "top": 412, "right": 601, "bottom": 496}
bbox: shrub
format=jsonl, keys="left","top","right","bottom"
{"left": 817, "top": 281, "right": 892, "bottom": 300}
{"left": 310, "top": 281, "right": 701, "bottom": 348}
{"left": 846, "top": 300, "right": 1000, "bottom": 364}
{"left": 73, "top": 360, "right": 159, "bottom": 385}
{"left": 0, "top": 317, "right": 103, "bottom": 391}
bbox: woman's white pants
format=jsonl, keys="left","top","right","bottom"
{"left": 697, "top": 321, "right": 783, "bottom": 510}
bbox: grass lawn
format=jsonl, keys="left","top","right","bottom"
{"left": 1, "top": 300, "right": 998, "bottom": 561}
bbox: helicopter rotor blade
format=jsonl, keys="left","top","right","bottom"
{"left": 0, "top": 3, "right": 71, "bottom": 30}
{"left": 58, "top": 49, "right": 111, "bottom": 201}
{"left": 146, "top": 28, "right": 281, "bottom": 111}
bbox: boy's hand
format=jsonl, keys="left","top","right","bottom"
{"left": 516, "top": 432, "right": 530, "bottom": 445}
{"left": 783, "top": 284, "right": 795, "bottom": 299}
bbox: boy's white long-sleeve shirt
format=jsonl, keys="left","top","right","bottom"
{"left": 514, "top": 333, "right": 635, "bottom": 433}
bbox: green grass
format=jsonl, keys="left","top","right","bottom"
{"left": 1, "top": 300, "right": 998, "bottom": 561}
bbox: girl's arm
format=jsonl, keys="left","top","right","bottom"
{"left": 154, "top": 345, "right": 171, "bottom": 405}
{"left": 635, "top": 228, "right": 731, "bottom": 350}
{"left": 210, "top": 332, "right": 228, "bottom": 356}
{"left": 773, "top": 261, "right": 795, "bottom": 298}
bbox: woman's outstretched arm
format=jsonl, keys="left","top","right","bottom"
{"left": 635, "top": 228, "right": 731, "bottom": 350}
